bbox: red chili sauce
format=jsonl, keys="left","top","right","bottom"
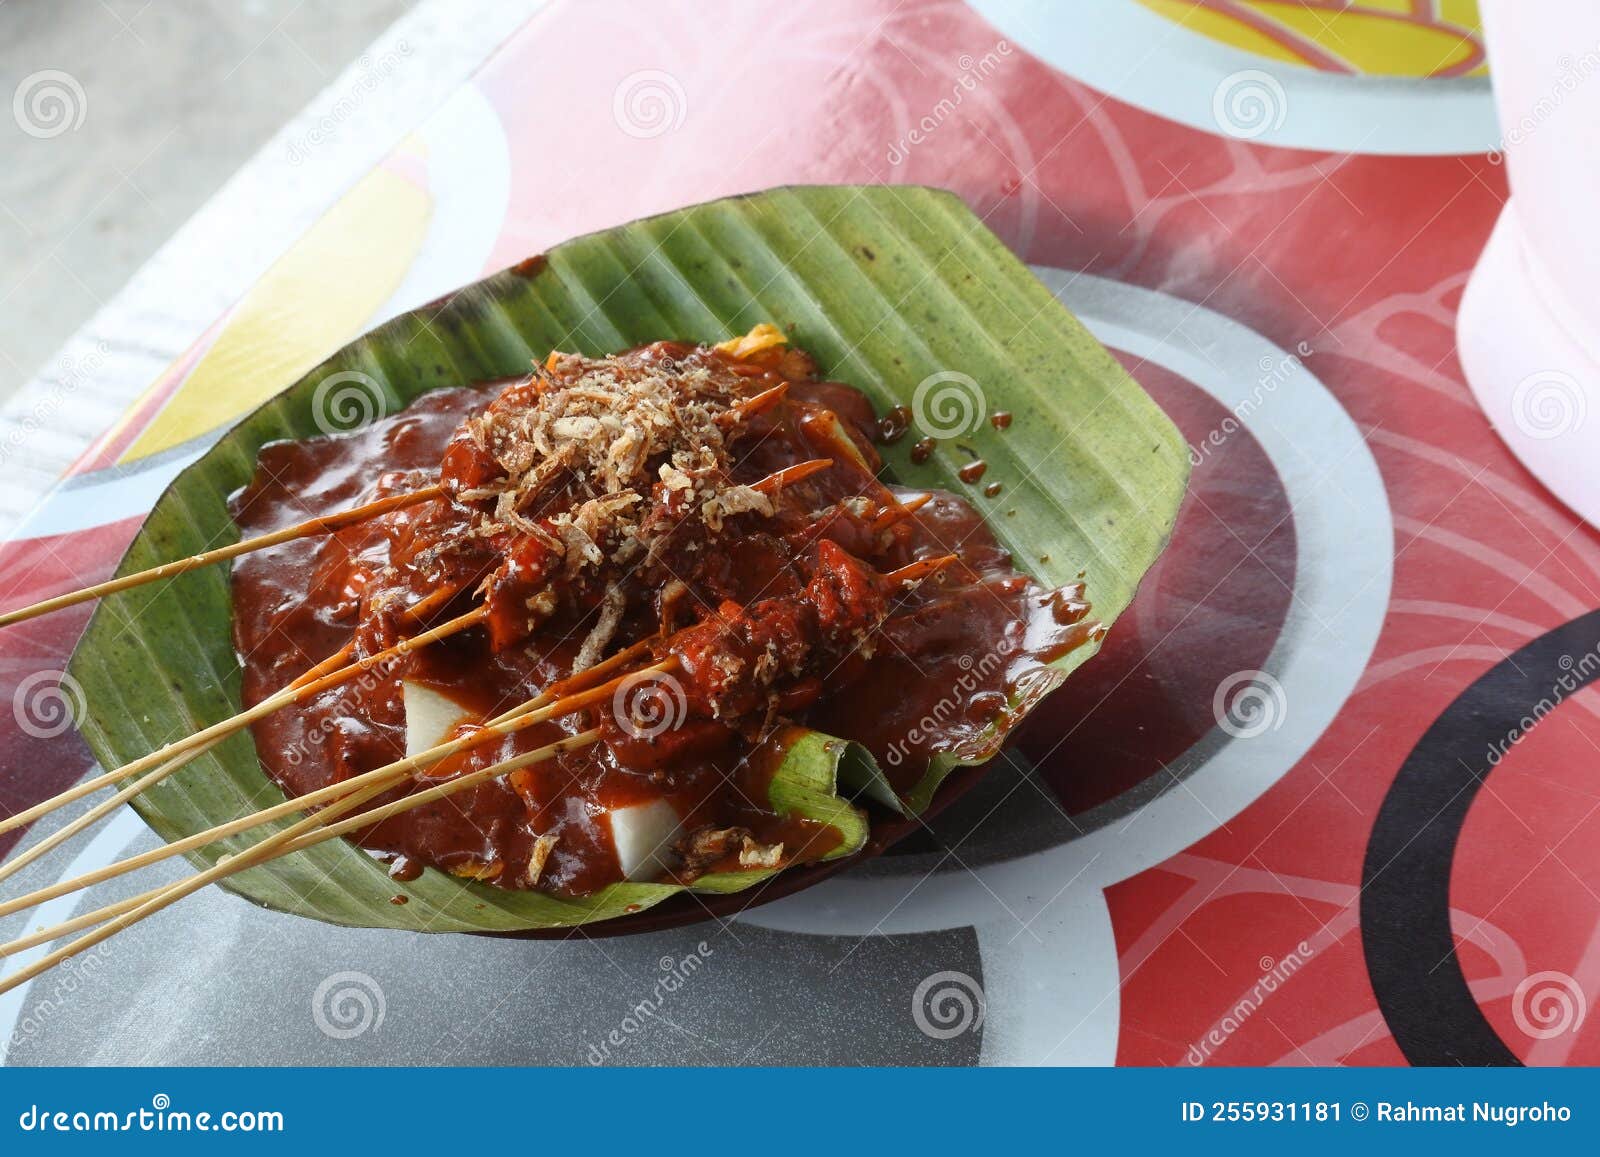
{"left": 229, "top": 340, "right": 1097, "bottom": 896}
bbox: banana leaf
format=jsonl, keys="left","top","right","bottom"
{"left": 67, "top": 185, "right": 1188, "bottom": 933}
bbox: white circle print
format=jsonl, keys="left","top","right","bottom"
{"left": 741, "top": 269, "right": 1392, "bottom": 1066}
{"left": 968, "top": 0, "right": 1496, "bottom": 155}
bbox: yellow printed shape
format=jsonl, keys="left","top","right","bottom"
{"left": 1142, "top": 0, "right": 1313, "bottom": 68}
{"left": 1138, "top": 0, "right": 1485, "bottom": 78}
{"left": 123, "top": 157, "right": 432, "bottom": 463}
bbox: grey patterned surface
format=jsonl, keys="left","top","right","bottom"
{"left": 1, "top": 784, "right": 1018, "bottom": 1066}
{"left": 0, "top": 1, "right": 419, "bottom": 409}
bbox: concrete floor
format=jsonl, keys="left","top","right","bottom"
{"left": 0, "top": 0, "right": 416, "bottom": 406}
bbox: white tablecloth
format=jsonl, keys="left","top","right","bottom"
{"left": 0, "top": 0, "right": 541, "bottom": 538}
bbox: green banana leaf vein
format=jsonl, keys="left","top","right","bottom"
{"left": 67, "top": 185, "right": 1188, "bottom": 933}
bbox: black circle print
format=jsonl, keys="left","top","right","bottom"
{"left": 1361, "top": 608, "right": 1600, "bottom": 1067}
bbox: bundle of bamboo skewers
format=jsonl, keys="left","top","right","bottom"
{"left": 0, "top": 457, "right": 953, "bottom": 997}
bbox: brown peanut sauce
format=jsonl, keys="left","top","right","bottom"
{"left": 229, "top": 344, "right": 1095, "bottom": 897}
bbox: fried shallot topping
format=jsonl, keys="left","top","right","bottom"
{"left": 431, "top": 336, "right": 809, "bottom": 654}
{"left": 673, "top": 824, "right": 786, "bottom": 881}
{"left": 449, "top": 347, "right": 742, "bottom": 532}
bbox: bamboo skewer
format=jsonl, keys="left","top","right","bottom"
{"left": 3, "top": 722, "right": 611, "bottom": 959}
{"left": 0, "top": 554, "right": 960, "bottom": 976}
{"left": 2, "top": 456, "right": 825, "bottom": 822}
{"left": 0, "top": 654, "right": 674, "bottom": 924}
{"left": 0, "top": 728, "right": 601, "bottom": 996}
{"left": 3, "top": 566, "right": 930, "bottom": 956}
{"left": 0, "top": 605, "right": 486, "bottom": 837}
{"left": 0, "top": 651, "right": 657, "bottom": 954}
{"left": 285, "top": 728, "right": 604, "bottom": 855}
{"left": 291, "top": 576, "right": 472, "bottom": 684}
{"left": 288, "top": 643, "right": 356, "bottom": 686}
{"left": 0, "top": 541, "right": 935, "bottom": 922}
{"left": 0, "top": 485, "right": 446, "bottom": 629}
{"left": 0, "top": 658, "right": 658, "bottom": 956}
{"left": 0, "top": 729, "right": 602, "bottom": 966}
{"left": 0, "top": 526, "right": 945, "bottom": 920}
{"left": 0, "top": 430, "right": 950, "bottom": 987}
{"left": 0, "top": 750, "right": 216, "bottom": 889}
{"left": 495, "top": 639, "right": 653, "bottom": 725}
{"left": 0, "top": 582, "right": 474, "bottom": 886}
{"left": 1, "top": 883, "right": 165, "bottom": 957}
